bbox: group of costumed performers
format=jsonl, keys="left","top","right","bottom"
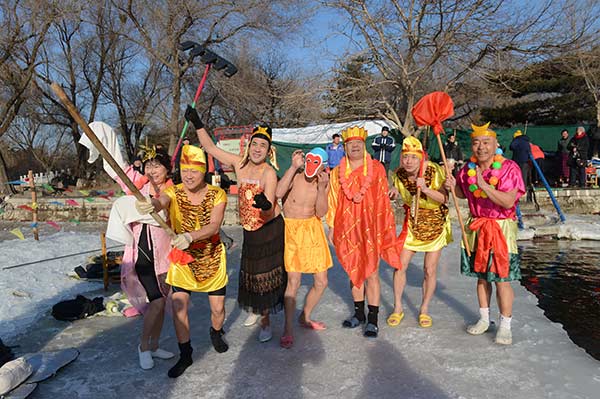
{"left": 388, "top": 136, "right": 452, "bottom": 329}
{"left": 186, "top": 106, "right": 287, "bottom": 344}
{"left": 445, "top": 123, "right": 525, "bottom": 345}
{"left": 276, "top": 147, "right": 333, "bottom": 348}
{"left": 104, "top": 114, "right": 524, "bottom": 382}
{"left": 326, "top": 126, "right": 403, "bottom": 338}
{"left": 135, "top": 144, "right": 229, "bottom": 378}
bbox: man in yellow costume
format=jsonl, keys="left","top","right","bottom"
{"left": 388, "top": 136, "right": 452, "bottom": 328}
{"left": 326, "top": 126, "right": 402, "bottom": 338}
{"left": 136, "top": 144, "right": 228, "bottom": 378}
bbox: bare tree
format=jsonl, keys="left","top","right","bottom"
{"left": 32, "top": 1, "right": 117, "bottom": 176}
{"left": 114, "top": 0, "right": 310, "bottom": 153}
{"left": 4, "top": 115, "right": 72, "bottom": 172}
{"left": 206, "top": 46, "right": 325, "bottom": 128}
{"left": 325, "top": 0, "right": 585, "bottom": 136}
{"left": 0, "top": 0, "right": 55, "bottom": 193}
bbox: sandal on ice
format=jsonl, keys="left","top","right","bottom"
{"left": 386, "top": 312, "right": 404, "bottom": 327}
{"left": 280, "top": 335, "right": 294, "bottom": 349}
{"left": 364, "top": 323, "right": 379, "bottom": 338}
{"left": 466, "top": 319, "right": 490, "bottom": 335}
{"left": 494, "top": 327, "right": 512, "bottom": 345}
{"left": 418, "top": 314, "right": 432, "bottom": 328}
{"left": 299, "top": 319, "right": 327, "bottom": 331}
{"left": 342, "top": 316, "right": 365, "bottom": 329}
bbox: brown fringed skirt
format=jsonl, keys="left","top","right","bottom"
{"left": 239, "top": 214, "right": 286, "bottom": 314}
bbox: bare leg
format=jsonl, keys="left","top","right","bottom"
{"left": 141, "top": 298, "right": 165, "bottom": 351}
{"left": 283, "top": 272, "right": 302, "bottom": 337}
{"left": 365, "top": 269, "right": 380, "bottom": 307}
{"left": 148, "top": 298, "right": 166, "bottom": 351}
{"left": 476, "top": 278, "right": 493, "bottom": 309}
{"left": 351, "top": 282, "right": 365, "bottom": 302}
{"left": 261, "top": 312, "right": 270, "bottom": 328}
{"left": 208, "top": 294, "right": 229, "bottom": 353}
{"left": 420, "top": 250, "right": 442, "bottom": 315}
{"left": 392, "top": 249, "right": 415, "bottom": 314}
{"left": 302, "top": 271, "right": 328, "bottom": 322}
{"left": 172, "top": 292, "right": 191, "bottom": 343}
{"left": 208, "top": 295, "right": 226, "bottom": 330}
{"left": 495, "top": 282, "right": 514, "bottom": 317}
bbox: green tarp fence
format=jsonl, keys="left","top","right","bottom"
{"left": 271, "top": 124, "right": 590, "bottom": 176}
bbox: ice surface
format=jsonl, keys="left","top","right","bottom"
{"left": 1, "top": 226, "right": 599, "bottom": 399}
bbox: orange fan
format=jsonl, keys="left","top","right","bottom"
{"left": 411, "top": 91, "right": 454, "bottom": 135}
{"left": 411, "top": 92, "right": 470, "bottom": 256}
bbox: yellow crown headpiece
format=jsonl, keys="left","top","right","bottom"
{"left": 180, "top": 144, "right": 206, "bottom": 173}
{"left": 341, "top": 126, "right": 367, "bottom": 142}
{"left": 401, "top": 136, "right": 423, "bottom": 159}
{"left": 140, "top": 145, "right": 157, "bottom": 162}
{"left": 470, "top": 122, "right": 496, "bottom": 138}
{"left": 239, "top": 125, "right": 279, "bottom": 170}
{"left": 251, "top": 125, "right": 272, "bottom": 142}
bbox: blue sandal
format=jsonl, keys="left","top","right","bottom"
{"left": 342, "top": 316, "right": 365, "bottom": 328}
{"left": 364, "top": 323, "right": 379, "bottom": 338}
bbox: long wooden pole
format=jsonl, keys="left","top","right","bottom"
{"left": 101, "top": 232, "right": 108, "bottom": 291}
{"left": 28, "top": 170, "right": 39, "bottom": 241}
{"left": 413, "top": 126, "right": 429, "bottom": 224}
{"left": 50, "top": 82, "right": 175, "bottom": 237}
{"left": 435, "top": 134, "right": 471, "bottom": 256}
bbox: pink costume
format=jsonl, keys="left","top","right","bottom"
{"left": 116, "top": 166, "right": 172, "bottom": 313}
{"left": 457, "top": 160, "right": 525, "bottom": 219}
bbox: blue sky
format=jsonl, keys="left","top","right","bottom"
{"left": 282, "top": 7, "right": 354, "bottom": 74}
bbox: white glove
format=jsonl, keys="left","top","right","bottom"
{"left": 135, "top": 198, "right": 154, "bottom": 215}
{"left": 171, "top": 232, "right": 193, "bottom": 250}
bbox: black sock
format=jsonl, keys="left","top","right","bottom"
{"left": 167, "top": 341, "right": 193, "bottom": 378}
{"left": 210, "top": 327, "right": 229, "bottom": 353}
{"left": 367, "top": 305, "right": 379, "bottom": 326}
{"left": 354, "top": 301, "right": 366, "bottom": 322}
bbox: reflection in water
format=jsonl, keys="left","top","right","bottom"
{"left": 519, "top": 239, "right": 600, "bottom": 360}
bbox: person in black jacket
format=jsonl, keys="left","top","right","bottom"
{"left": 568, "top": 126, "right": 590, "bottom": 187}
{"left": 509, "top": 130, "right": 531, "bottom": 193}
{"left": 588, "top": 124, "right": 600, "bottom": 159}
{"left": 557, "top": 129, "right": 570, "bottom": 185}
{"left": 371, "top": 126, "right": 396, "bottom": 170}
{"left": 443, "top": 133, "right": 464, "bottom": 175}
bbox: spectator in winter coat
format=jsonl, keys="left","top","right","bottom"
{"left": 371, "top": 126, "right": 396, "bottom": 170}
{"left": 326, "top": 134, "right": 345, "bottom": 168}
{"left": 588, "top": 124, "right": 600, "bottom": 159}
{"left": 509, "top": 130, "right": 531, "bottom": 191}
{"left": 568, "top": 126, "right": 589, "bottom": 187}
{"left": 557, "top": 129, "right": 570, "bottom": 184}
{"left": 443, "top": 133, "right": 464, "bottom": 175}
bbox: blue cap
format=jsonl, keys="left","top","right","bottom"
{"left": 307, "top": 147, "right": 328, "bottom": 165}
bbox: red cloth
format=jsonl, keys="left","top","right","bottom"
{"left": 469, "top": 217, "right": 509, "bottom": 278}
{"left": 411, "top": 92, "right": 455, "bottom": 135}
{"left": 329, "top": 159, "right": 402, "bottom": 287}
{"left": 530, "top": 143, "right": 544, "bottom": 159}
{"left": 168, "top": 248, "right": 194, "bottom": 265}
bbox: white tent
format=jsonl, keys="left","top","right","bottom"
{"left": 271, "top": 120, "right": 391, "bottom": 144}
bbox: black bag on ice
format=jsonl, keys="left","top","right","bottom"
{"left": 51, "top": 295, "right": 105, "bottom": 321}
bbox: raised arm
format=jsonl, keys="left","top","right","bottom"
{"left": 276, "top": 150, "right": 303, "bottom": 199}
{"left": 184, "top": 106, "right": 241, "bottom": 168}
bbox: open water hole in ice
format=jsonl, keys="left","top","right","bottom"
{"left": 519, "top": 239, "right": 600, "bottom": 360}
